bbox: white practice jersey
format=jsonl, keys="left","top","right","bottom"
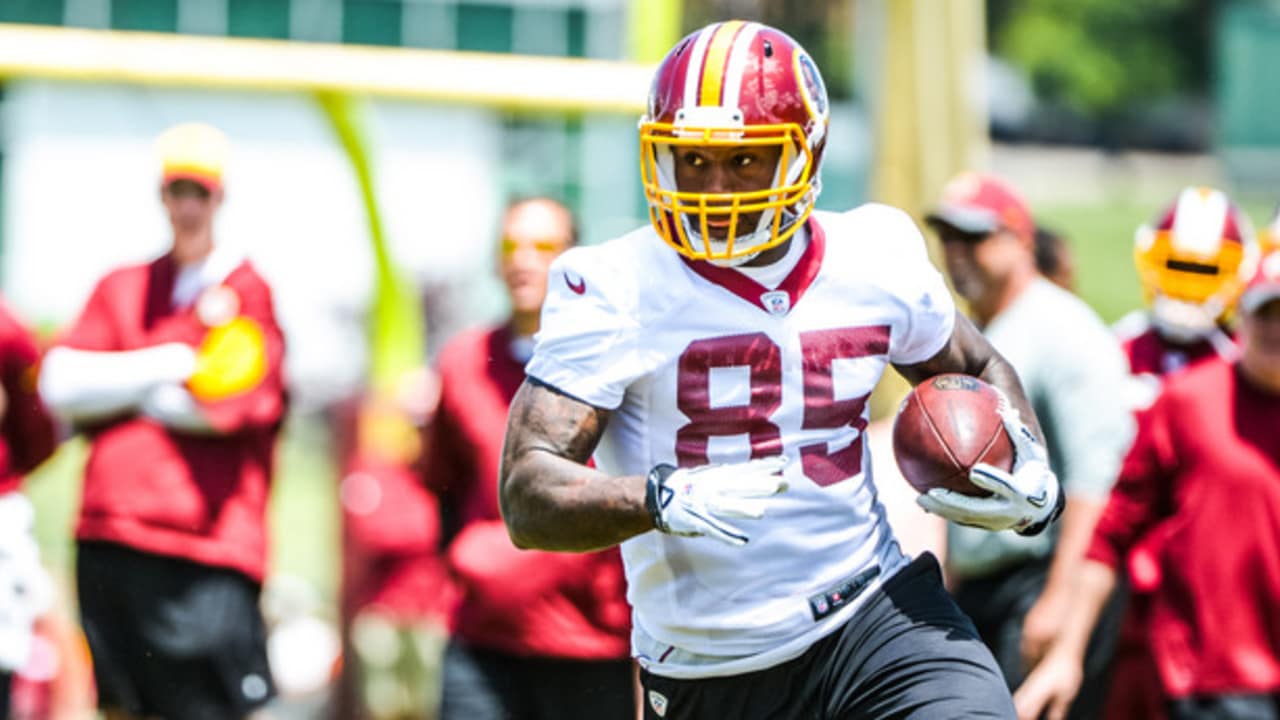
{"left": 526, "top": 205, "right": 956, "bottom": 678}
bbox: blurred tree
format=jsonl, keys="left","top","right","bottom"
{"left": 987, "top": 0, "right": 1213, "bottom": 146}
{"left": 682, "top": 0, "right": 854, "bottom": 99}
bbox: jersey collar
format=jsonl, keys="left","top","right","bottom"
{"left": 680, "top": 217, "right": 826, "bottom": 316}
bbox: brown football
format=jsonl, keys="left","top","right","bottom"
{"left": 891, "top": 374, "right": 1014, "bottom": 497}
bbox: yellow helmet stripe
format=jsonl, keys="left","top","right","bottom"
{"left": 698, "top": 20, "right": 747, "bottom": 106}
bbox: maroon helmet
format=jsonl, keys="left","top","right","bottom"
{"left": 1134, "top": 186, "right": 1258, "bottom": 339}
{"left": 639, "top": 21, "right": 830, "bottom": 263}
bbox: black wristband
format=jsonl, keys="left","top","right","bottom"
{"left": 646, "top": 463, "right": 676, "bottom": 533}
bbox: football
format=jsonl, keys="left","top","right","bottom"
{"left": 891, "top": 374, "right": 1014, "bottom": 497}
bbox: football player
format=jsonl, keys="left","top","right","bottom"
{"left": 499, "top": 21, "right": 1062, "bottom": 719}
{"left": 39, "top": 123, "right": 286, "bottom": 720}
{"left": 1116, "top": 187, "right": 1258, "bottom": 408}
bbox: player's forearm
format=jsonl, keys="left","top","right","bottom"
{"left": 139, "top": 384, "right": 219, "bottom": 435}
{"left": 976, "top": 352, "right": 1045, "bottom": 445}
{"left": 500, "top": 450, "right": 652, "bottom": 552}
{"left": 1047, "top": 559, "right": 1116, "bottom": 662}
{"left": 499, "top": 378, "right": 651, "bottom": 552}
{"left": 896, "top": 313, "right": 1045, "bottom": 444}
{"left": 1040, "top": 494, "right": 1106, "bottom": 603}
{"left": 39, "top": 345, "right": 195, "bottom": 423}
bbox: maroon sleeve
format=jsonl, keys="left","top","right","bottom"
{"left": 199, "top": 270, "right": 288, "bottom": 434}
{"left": 60, "top": 276, "right": 120, "bottom": 351}
{"left": 1086, "top": 398, "right": 1178, "bottom": 569}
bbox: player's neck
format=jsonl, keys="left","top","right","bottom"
{"left": 171, "top": 230, "right": 215, "bottom": 268}
{"left": 732, "top": 227, "right": 808, "bottom": 288}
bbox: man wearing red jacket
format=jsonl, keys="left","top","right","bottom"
{"left": 0, "top": 298, "right": 58, "bottom": 720}
{"left": 427, "top": 197, "right": 633, "bottom": 720}
{"left": 39, "top": 123, "right": 287, "bottom": 720}
{"left": 1015, "top": 247, "right": 1280, "bottom": 720}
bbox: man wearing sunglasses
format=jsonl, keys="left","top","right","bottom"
{"left": 425, "top": 197, "right": 634, "bottom": 720}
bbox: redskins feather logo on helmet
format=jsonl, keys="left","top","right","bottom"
{"left": 1134, "top": 186, "right": 1259, "bottom": 340}
{"left": 639, "top": 21, "right": 830, "bottom": 264}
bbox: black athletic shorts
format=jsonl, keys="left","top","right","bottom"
{"left": 640, "top": 553, "right": 1014, "bottom": 720}
{"left": 77, "top": 541, "right": 275, "bottom": 720}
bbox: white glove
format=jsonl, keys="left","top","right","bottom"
{"left": 645, "top": 456, "right": 789, "bottom": 546}
{"left": 140, "top": 383, "right": 216, "bottom": 434}
{"left": 916, "top": 391, "right": 1063, "bottom": 536}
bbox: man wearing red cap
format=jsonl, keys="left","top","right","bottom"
{"left": 926, "top": 172, "right": 1133, "bottom": 719}
{"left": 39, "top": 122, "right": 287, "bottom": 719}
{"left": 1016, "top": 247, "right": 1280, "bottom": 720}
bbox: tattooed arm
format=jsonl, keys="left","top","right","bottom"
{"left": 499, "top": 377, "right": 653, "bottom": 552}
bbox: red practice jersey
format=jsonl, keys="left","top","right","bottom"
{"left": 0, "top": 297, "right": 56, "bottom": 494}
{"left": 426, "top": 325, "right": 630, "bottom": 660}
{"left": 1088, "top": 359, "right": 1280, "bottom": 698}
{"left": 59, "top": 254, "right": 286, "bottom": 581}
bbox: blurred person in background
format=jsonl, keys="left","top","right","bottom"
{"left": 1115, "top": 186, "right": 1255, "bottom": 409}
{"left": 38, "top": 122, "right": 288, "bottom": 720}
{"left": 425, "top": 197, "right": 633, "bottom": 720}
{"left": 1015, "top": 246, "right": 1280, "bottom": 720}
{"left": 1104, "top": 186, "right": 1260, "bottom": 720}
{"left": 0, "top": 299, "right": 59, "bottom": 719}
{"left": 334, "top": 367, "right": 453, "bottom": 720}
{"left": 1034, "top": 226, "right": 1076, "bottom": 293}
{"left": 926, "top": 171, "right": 1133, "bottom": 719}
